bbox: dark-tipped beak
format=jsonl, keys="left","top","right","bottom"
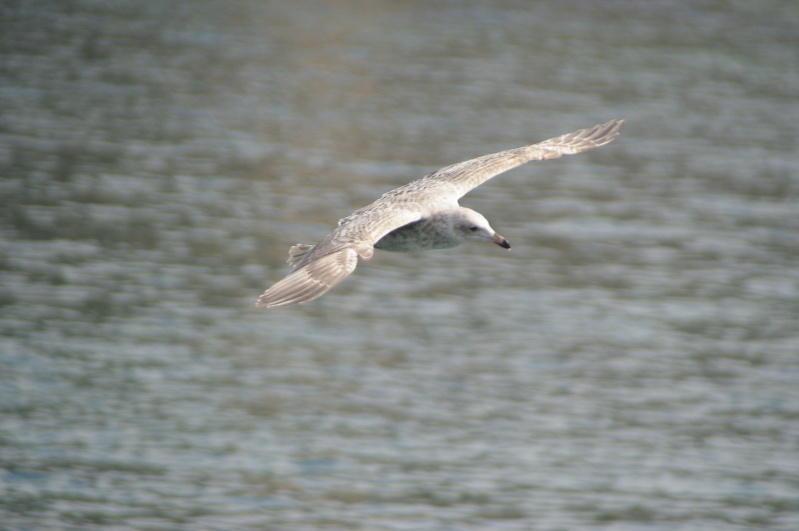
{"left": 493, "top": 233, "right": 511, "bottom": 250}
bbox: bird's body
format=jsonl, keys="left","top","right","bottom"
{"left": 375, "top": 214, "right": 475, "bottom": 252}
{"left": 257, "top": 119, "right": 624, "bottom": 308}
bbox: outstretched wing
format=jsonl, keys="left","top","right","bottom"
{"left": 256, "top": 247, "right": 359, "bottom": 308}
{"left": 256, "top": 208, "right": 424, "bottom": 308}
{"left": 407, "top": 119, "right": 624, "bottom": 200}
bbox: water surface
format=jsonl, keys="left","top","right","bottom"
{"left": 1, "top": 1, "right": 798, "bottom": 529}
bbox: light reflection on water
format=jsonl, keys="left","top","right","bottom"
{"left": 2, "top": 0, "right": 799, "bottom": 529}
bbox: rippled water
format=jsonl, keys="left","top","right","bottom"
{"left": 2, "top": 1, "right": 798, "bottom": 530}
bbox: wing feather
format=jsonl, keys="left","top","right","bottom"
{"left": 257, "top": 208, "right": 424, "bottom": 308}
{"left": 400, "top": 119, "right": 624, "bottom": 200}
{"left": 256, "top": 248, "right": 359, "bottom": 308}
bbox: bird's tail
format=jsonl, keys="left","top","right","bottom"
{"left": 287, "top": 243, "right": 315, "bottom": 267}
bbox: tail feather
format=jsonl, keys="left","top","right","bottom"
{"left": 287, "top": 243, "right": 314, "bottom": 267}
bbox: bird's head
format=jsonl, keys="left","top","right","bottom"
{"left": 454, "top": 208, "right": 511, "bottom": 249}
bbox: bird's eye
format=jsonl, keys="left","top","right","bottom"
{"left": 468, "top": 226, "right": 479, "bottom": 232}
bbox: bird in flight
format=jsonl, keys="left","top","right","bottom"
{"left": 257, "top": 119, "right": 624, "bottom": 308}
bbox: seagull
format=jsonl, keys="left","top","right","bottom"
{"left": 257, "top": 119, "right": 624, "bottom": 308}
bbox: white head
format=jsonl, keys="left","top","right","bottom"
{"left": 451, "top": 207, "right": 511, "bottom": 249}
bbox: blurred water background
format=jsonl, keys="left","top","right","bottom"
{"left": 2, "top": 1, "right": 798, "bottom": 530}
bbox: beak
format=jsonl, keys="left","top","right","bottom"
{"left": 492, "top": 233, "right": 511, "bottom": 250}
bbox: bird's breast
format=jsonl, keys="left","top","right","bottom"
{"left": 375, "top": 219, "right": 460, "bottom": 252}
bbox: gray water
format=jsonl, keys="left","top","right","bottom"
{"left": 2, "top": 1, "right": 798, "bottom": 530}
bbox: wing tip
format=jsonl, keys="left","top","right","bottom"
{"left": 593, "top": 118, "right": 625, "bottom": 143}
{"left": 255, "top": 294, "right": 276, "bottom": 308}
{"left": 255, "top": 291, "right": 315, "bottom": 309}
{"left": 256, "top": 282, "right": 326, "bottom": 308}
{"left": 567, "top": 118, "right": 624, "bottom": 151}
